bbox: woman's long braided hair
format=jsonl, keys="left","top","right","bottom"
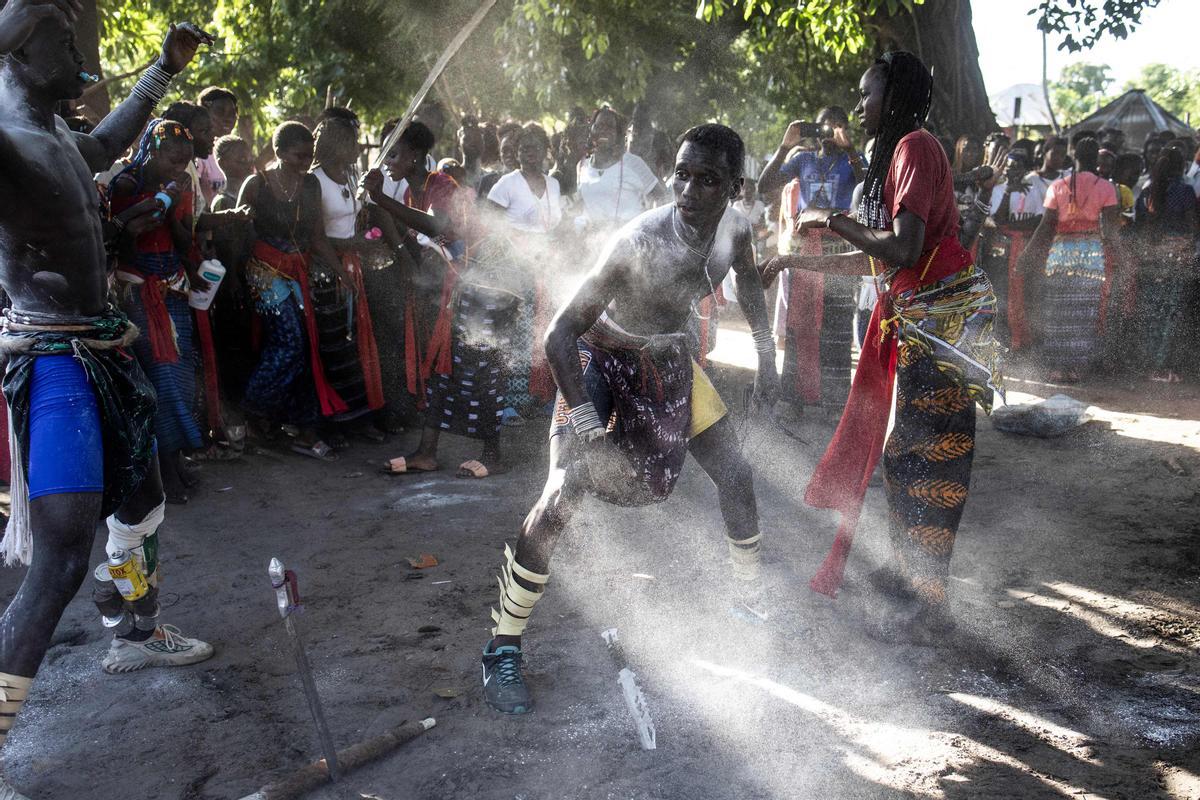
{"left": 858, "top": 51, "right": 933, "bottom": 231}
{"left": 110, "top": 119, "right": 192, "bottom": 194}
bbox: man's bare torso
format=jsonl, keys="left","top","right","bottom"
{"left": 603, "top": 205, "right": 751, "bottom": 337}
{"left": 0, "top": 113, "right": 108, "bottom": 316}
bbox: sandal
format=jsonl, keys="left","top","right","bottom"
{"left": 380, "top": 456, "right": 438, "bottom": 475}
{"left": 291, "top": 441, "right": 339, "bottom": 462}
{"left": 457, "top": 460, "right": 508, "bottom": 479}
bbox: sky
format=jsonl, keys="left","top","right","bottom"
{"left": 972, "top": 0, "right": 1200, "bottom": 95}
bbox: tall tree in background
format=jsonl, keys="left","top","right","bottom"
{"left": 76, "top": 0, "right": 1174, "bottom": 147}
{"left": 705, "top": 0, "right": 1170, "bottom": 138}
{"left": 1124, "top": 64, "right": 1200, "bottom": 125}
{"left": 1050, "top": 63, "right": 1113, "bottom": 125}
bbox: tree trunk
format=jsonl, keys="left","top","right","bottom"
{"left": 868, "top": 0, "right": 996, "bottom": 138}
{"left": 74, "top": 0, "right": 110, "bottom": 119}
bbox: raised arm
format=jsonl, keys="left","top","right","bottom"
{"left": 362, "top": 168, "right": 451, "bottom": 239}
{"left": 73, "top": 22, "right": 211, "bottom": 172}
{"left": 758, "top": 121, "right": 805, "bottom": 200}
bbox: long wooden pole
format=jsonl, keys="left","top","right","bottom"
{"left": 370, "top": 0, "right": 497, "bottom": 168}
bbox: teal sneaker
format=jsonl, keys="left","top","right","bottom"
{"left": 482, "top": 641, "right": 533, "bottom": 714}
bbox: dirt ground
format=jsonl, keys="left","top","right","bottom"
{"left": 1, "top": 339, "right": 1199, "bottom": 799}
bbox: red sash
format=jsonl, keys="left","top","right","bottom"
{"left": 999, "top": 228, "right": 1030, "bottom": 351}
{"left": 806, "top": 236, "right": 972, "bottom": 597}
{"left": 253, "top": 241, "right": 348, "bottom": 417}
{"left": 342, "top": 251, "right": 385, "bottom": 411}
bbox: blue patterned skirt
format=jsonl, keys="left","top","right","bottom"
{"left": 121, "top": 252, "right": 203, "bottom": 453}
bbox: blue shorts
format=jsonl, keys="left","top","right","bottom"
{"left": 27, "top": 355, "right": 104, "bottom": 500}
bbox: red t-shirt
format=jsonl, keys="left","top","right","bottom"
{"left": 110, "top": 188, "right": 193, "bottom": 255}
{"left": 882, "top": 128, "right": 969, "bottom": 275}
{"left": 404, "top": 171, "right": 474, "bottom": 243}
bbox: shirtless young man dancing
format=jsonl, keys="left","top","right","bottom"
{"left": 0, "top": 4, "right": 212, "bottom": 795}
{"left": 480, "top": 124, "right": 780, "bottom": 714}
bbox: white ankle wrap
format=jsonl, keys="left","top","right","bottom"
{"left": 106, "top": 501, "right": 165, "bottom": 583}
{"left": 491, "top": 544, "right": 549, "bottom": 637}
{"left": 0, "top": 672, "right": 32, "bottom": 745}
{"left": 727, "top": 533, "right": 762, "bottom": 582}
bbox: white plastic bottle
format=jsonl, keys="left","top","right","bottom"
{"left": 188, "top": 259, "right": 227, "bottom": 311}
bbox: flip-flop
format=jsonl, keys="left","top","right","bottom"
{"left": 380, "top": 456, "right": 438, "bottom": 475}
{"left": 457, "top": 460, "right": 490, "bottom": 479}
{"left": 456, "top": 460, "right": 509, "bottom": 479}
{"left": 291, "top": 441, "right": 339, "bottom": 462}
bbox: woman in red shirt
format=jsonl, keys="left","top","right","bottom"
{"left": 763, "top": 51, "right": 1002, "bottom": 643}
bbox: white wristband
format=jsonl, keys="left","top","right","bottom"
{"left": 130, "top": 63, "right": 174, "bottom": 108}
{"left": 569, "top": 402, "right": 604, "bottom": 438}
{"left": 751, "top": 328, "right": 775, "bottom": 355}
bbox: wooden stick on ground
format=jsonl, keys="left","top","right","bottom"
{"left": 237, "top": 718, "right": 436, "bottom": 800}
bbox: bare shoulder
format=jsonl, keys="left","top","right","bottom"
{"left": 239, "top": 172, "right": 265, "bottom": 202}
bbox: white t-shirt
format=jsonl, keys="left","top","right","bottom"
{"left": 1017, "top": 171, "right": 1055, "bottom": 217}
{"left": 487, "top": 171, "right": 562, "bottom": 233}
{"left": 577, "top": 152, "right": 659, "bottom": 225}
{"left": 313, "top": 166, "right": 361, "bottom": 239}
{"left": 989, "top": 184, "right": 1037, "bottom": 220}
{"left": 1185, "top": 162, "right": 1200, "bottom": 197}
{"left": 369, "top": 174, "right": 409, "bottom": 205}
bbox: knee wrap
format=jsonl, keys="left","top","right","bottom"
{"left": 490, "top": 544, "right": 548, "bottom": 637}
{"left": 727, "top": 532, "right": 762, "bottom": 582}
{"left": 106, "top": 501, "right": 165, "bottom": 585}
{"left": 0, "top": 672, "right": 32, "bottom": 746}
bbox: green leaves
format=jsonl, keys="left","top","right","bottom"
{"left": 1031, "top": 0, "right": 1160, "bottom": 53}
{"left": 1049, "top": 62, "right": 1113, "bottom": 126}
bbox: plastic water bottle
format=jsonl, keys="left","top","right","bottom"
{"left": 188, "top": 259, "right": 227, "bottom": 310}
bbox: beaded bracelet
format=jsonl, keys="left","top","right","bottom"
{"left": 130, "top": 63, "right": 174, "bottom": 108}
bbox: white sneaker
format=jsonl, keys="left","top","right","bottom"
{"left": 102, "top": 625, "right": 214, "bottom": 674}
{"left": 0, "top": 774, "right": 31, "bottom": 799}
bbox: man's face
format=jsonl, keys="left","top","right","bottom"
{"left": 816, "top": 108, "right": 848, "bottom": 148}
{"left": 206, "top": 98, "right": 238, "bottom": 137}
{"left": 1004, "top": 155, "right": 1027, "bottom": 184}
{"left": 1097, "top": 151, "right": 1115, "bottom": 179}
{"left": 672, "top": 141, "right": 738, "bottom": 228}
{"left": 14, "top": 17, "right": 87, "bottom": 100}
{"left": 499, "top": 134, "right": 519, "bottom": 172}
{"left": 278, "top": 141, "right": 313, "bottom": 174}
{"left": 1044, "top": 142, "right": 1067, "bottom": 172}
{"left": 188, "top": 111, "right": 215, "bottom": 159}
{"left": 855, "top": 65, "right": 887, "bottom": 137}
